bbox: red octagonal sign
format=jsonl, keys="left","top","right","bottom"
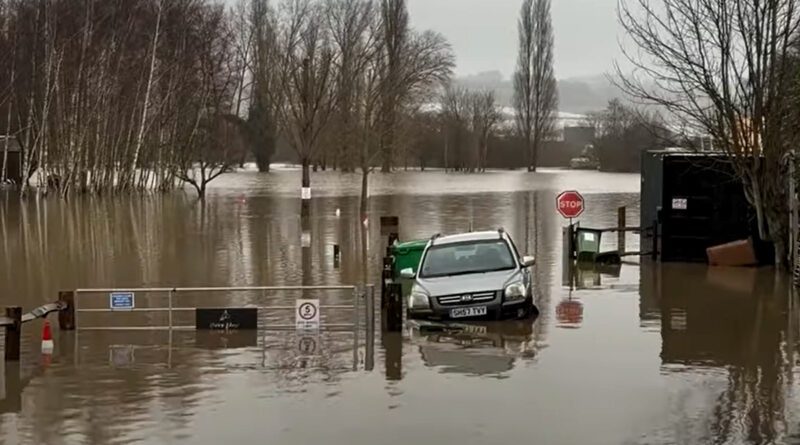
{"left": 556, "top": 190, "right": 584, "bottom": 219}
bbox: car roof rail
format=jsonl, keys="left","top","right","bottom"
{"left": 497, "top": 227, "right": 505, "bottom": 236}
{"left": 430, "top": 233, "right": 442, "bottom": 242}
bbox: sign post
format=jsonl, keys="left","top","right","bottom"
{"left": 295, "top": 299, "right": 320, "bottom": 330}
{"left": 558, "top": 191, "right": 584, "bottom": 285}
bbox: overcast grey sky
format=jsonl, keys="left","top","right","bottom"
{"left": 407, "top": 0, "right": 623, "bottom": 80}
{"left": 224, "top": 0, "right": 625, "bottom": 80}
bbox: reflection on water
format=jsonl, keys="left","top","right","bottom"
{"left": 639, "top": 264, "right": 799, "bottom": 445}
{"left": 555, "top": 298, "right": 584, "bottom": 328}
{"left": 1, "top": 170, "right": 799, "bottom": 444}
{"left": 409, "top": 319, "right": 540, "bottom": 377}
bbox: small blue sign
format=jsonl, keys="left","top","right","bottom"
{"left": 110, "top": 292, "right": 135, "bottom": 311}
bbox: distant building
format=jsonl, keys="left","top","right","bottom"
{"left": 0, "top": 136, "right": 22, "bottom": 184}
{"left": 494, "top": 107, "right": 588, "bottom": 140}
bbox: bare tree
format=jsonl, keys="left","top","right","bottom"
{"left": 440, "top": 85, "right": 470, "bottom": 171}
{"left": 377, "top": 0, "right": 453, "bottom": 172}
{"left": 377, "top": 0, "right": 407, "bottom": 172}
{"left": 513, "top": 0, "right": 558, "bottom": 172}
{"left": 471, "top": 90, "right": 501, "bottom": 172}
{"left": 618, "top": 0, "right": 800, "bottom": 265}
{"left": 272, "top": 0, "right": 335, "bottom": 194}
{"left": 129, "top": 0, "right": 163, "bottom": 187}
{"left": 439, "top": 87, "right": 500, "bottom": 173}
{"left": 326, "top": 0, "right": 376, "bottom": 173}
{"left": 0, "top": 0, "right": 454, "bottom": 200}
{"left": 0, "top": 0, "right": 246, "bottom": 196}
{"left": 0, "top": 9, "right": 15, "bottom": 185}
{"left": 355, "top": 64, "right": 382, "bottom": 219}
{"left": 323, "top": 0, "right": 383, "bottom": 219}
{"left": 231, "top": 0, "right": 255, "bottom": 119}
{"left": 323, "top": 0, "right": 450, "bottom": 216}
{"left": 174, "top": 3, "right": 243, "bottom": 199}
{"left": 246, "top": 0, "right": 281, "bottom": 173}
{"left": 590, "top": 99, "right": 671, "bottom": 171}
{"left": 176, "top": 115, "right": 247, "bottom": 199}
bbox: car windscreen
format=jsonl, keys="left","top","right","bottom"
{"left": 419, "top": 240, "right": 516, "bottom": 278}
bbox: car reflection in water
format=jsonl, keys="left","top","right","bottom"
{"left": 408, "top": 318, "right": 538, "bottom": 377}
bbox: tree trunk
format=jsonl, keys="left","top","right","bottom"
{"left": 301, "top": 157, "right": 311, "bottom": 188}
{"left": 255, "top": 147, "right": 271, "bottom": 172}
{"left": 360, "top": 169, "right": 369, "bottom": 221}
{"left": 381, "top": 115, "right": 394, "bottom": 173}
{"left": 444, "top": 129, "right": 449, "bottom": 172}
{"left": 131, "top": 0, "right": 162, "bottom": 183}
{"left": 748, "top": 176, "right": 789, "bottom": 268}
{"left": 529, "top": 138, "right": 538, "bottom": 172}
{"left": 1, "top": 91, "right": 12, "bottom": 185}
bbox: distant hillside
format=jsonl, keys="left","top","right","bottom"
{"left": 453, "top": 71, "right": 626, "bottom": 114}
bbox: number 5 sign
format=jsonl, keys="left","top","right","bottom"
{"left": 296, "top": 299, "right": 320, "bottom": 330}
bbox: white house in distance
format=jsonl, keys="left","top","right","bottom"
{"left": 420, "top": 103, "right": 589, "bottom": 140}
{"left": 495, "top": 107, "right": 589, "bottom": 141}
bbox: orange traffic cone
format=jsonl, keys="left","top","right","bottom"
{"left": 41, "top": 320, "right": 54, "bottom": 354}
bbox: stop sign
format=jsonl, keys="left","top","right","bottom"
{"left": 556, "top": 190, "right": 584, "bottom": 219}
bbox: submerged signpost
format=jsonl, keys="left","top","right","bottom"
{"left": 295, "top": 299, "right": 320, "bottom": 330}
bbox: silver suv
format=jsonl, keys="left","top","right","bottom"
{"left": 400, "top": 230, "right": 537, "bottom": 321}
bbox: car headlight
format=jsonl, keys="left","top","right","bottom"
{"left": 504, "top": 282, "right": 527, "bottom": 301}
{"left": 408, "top": 292, "right": 431, "bottom": 309}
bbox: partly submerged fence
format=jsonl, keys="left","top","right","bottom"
{"left": 0, "top": 285, "right": 377, "bottom": 362}
{"left": 0, "top": 299, "right": 72, "bottom": 360}
{"left": 71, "top": 285, "right": 373, "bottom": 331}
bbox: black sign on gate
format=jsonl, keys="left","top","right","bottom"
{"left": 195, "top": 308, "right": 258, "bottom": 330}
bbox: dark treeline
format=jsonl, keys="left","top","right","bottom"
{"left": 0, "top": 0, "right": 248, "bottom": 197}
{"left": 0, "top": 0, "right": 456, "bottom": 200}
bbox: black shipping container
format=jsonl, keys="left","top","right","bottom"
{"left": 641, "top": 151, "right": 757, "bottom": 263}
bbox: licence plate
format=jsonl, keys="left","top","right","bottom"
{"left": 450, "top": 306, "right": 487, "bottom": 318}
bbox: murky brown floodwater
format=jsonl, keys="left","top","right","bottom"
{"left": 1, "top": 168, "right": 799, "bottom": 445}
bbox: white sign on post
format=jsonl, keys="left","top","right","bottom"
{"left": 672, "top": 198, "right": 688, "bottom": 210}
{"left": 296, "top": 299, "right": 320, "bottom": 330}
{"left": 301, "top": 187, "right": 311, "bottom": 200}
{"left": 110, "top": 292, "right": 135, "bottom": 311}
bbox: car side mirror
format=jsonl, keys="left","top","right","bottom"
{"left": 522, "top": 256, "right": 536, "bottom": 267}
{"left": 399, "top": 268, "right": 416, "bottom": 279}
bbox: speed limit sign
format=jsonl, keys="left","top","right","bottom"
{"left": 295, "top": 299, "right": 320, "bottom": 330}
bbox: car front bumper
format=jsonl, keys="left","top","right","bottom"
{"left": 408, "top": 296, "right": 533, "bottom": 321}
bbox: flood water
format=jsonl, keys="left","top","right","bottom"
{"left": 1, "top": 169, "right": 800, "bottom": 445}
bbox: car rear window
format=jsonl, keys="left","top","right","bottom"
{"left": 419, "top": 240, "right": 516, "bottom": 278}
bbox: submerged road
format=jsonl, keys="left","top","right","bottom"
{"left": 0, "top": 169, "right": 798, "bottom": 445}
